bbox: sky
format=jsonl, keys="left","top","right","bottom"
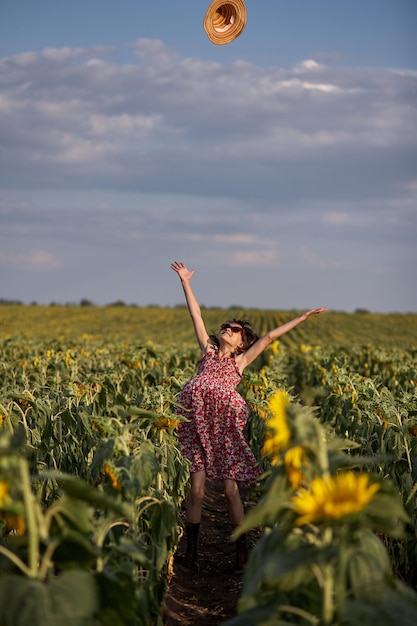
{"left": 1, "top": 1, "right": 416, "bottom": 313}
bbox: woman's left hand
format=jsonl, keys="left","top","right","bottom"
{"left": 301, "top": 307, "right": 328, "bottom": 320}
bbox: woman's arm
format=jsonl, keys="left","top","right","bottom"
{"left": 237, "top": 307, "right": 327, "bottom": 371}
{"left": 171, "top": 261, "right": 210, "bottom": 352}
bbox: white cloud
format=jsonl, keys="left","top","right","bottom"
{"left": 4, "top": 46, "right": 116, "bottom": 66}
{"left": 229, "top": 250, "right": 280, "bottom": 267}
{"left": 322, "top": 211, "right": 352, "bottom": 225}
{"left": 211, "top": 233, "right": 263, "bottom": 245}
{"left": 130, "top": 38, "right": 181, "bottom": 67}
{"left": 295, "top": 246, "right": 327, "bottom": 270}
{"left": 10, "top": 52, "right": 39, "bottom": 67}
{"left": 0, "top": 40, "right": 416, "bottom": 311}
{"left": 294, "top": 59, "right": 325, "bottom": 73}
{"left": 0, "top": 250, "right": 64, "bottom": 271}
{"left": 276, "top": 79, "right": 341, "bottom": 93}
{"left": 89, "top": 112, "right": 163, "bottom": 136}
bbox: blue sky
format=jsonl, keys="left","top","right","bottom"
{"left": 1, "top": 1, "right": 416, "bottom": 312}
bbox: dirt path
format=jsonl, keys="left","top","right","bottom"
{"left": 164, "top": 481, "right": 261, "bottom": 625}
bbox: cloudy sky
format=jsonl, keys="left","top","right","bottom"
{"left": 1, "top": 1, "right": 416, "bottom": 312}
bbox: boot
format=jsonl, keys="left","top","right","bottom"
{"left": 183, "top": 522, "right": 200, "bottom": 569}
{"left": 235, "top": 533, "right": 248, "bottom": 571}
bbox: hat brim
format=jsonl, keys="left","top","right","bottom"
{"left": 203, "top": 1, "right": 247, "bottom": 46}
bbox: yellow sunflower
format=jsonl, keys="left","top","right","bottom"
{"left": 284, "top": 445, "right": 307, "bottom": 490}
{"left": 154, "top": 417, "right": 180, "bottom": 430}
{"left": 0, "top": 513, "right": 26, "bottom": 535}
{"left": 261, "top": 391, "right": 291, "bottom": 461}
{"left": 103, "top": 464, "right": 122, "bottom": 491}
{"left": 292, "top": 471, "right": 380, "bottom": 526}
{"left": 0, "top": 481, "right": 9, "bottom": 508}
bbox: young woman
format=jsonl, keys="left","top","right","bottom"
{"left": 171, "top": 261, "right": 326, "bottom": 569}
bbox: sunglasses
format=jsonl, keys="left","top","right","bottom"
{"left": 220, "top": 323, "right": 243, "bottom": 334}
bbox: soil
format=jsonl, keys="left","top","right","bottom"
{"left": 164, "top": 481, "right": 261, "bottom": 625}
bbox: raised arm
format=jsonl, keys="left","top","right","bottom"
{"left": 171, "top": 261, "right": 210, "bottom": 352}
{"left": 238, "top": 307, "right": 327, "bottom": 371}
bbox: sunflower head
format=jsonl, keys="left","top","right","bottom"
{"left": 284, "top": 445, "right": 307, "bottom": 490}
{"left": 292, "top": 471, "right": 380, "bottom": 526}
{"left": 261, "top": 391, "right": 291, "bottom": 461}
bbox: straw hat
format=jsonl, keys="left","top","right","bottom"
{"left": 203, "top": 1, "right": 247, "bottom": 46}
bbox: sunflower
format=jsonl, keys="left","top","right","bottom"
{"left": 292, "top": 471, "right": 380, "bottom": 526}
{"left": 154, "top": 417, "right": 180, "bottom": 430}
{"left": 0, "top": 513, "right": 26, "bottom": 535}
{"left": 261, "top": 391, "right": 291, "bottom": 461}
{"left": 284, "top": 445, "right": 307, "bottom": 490}
{"left": 0, "top": 481, "right": 9, "bottom": 508}
{"left": 103, "top": 464, "right": 122, "bottom": 491}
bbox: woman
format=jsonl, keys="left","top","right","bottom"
{"left": 171, "top": 261, "right": 326, "bottom": 570}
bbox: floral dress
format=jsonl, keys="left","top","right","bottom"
{"left": 176, "top": 352, "right": 260, "bottom": 484}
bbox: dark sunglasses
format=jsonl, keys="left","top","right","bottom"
{"left": 220, "top": 323, "right": 243, "bottom": 334}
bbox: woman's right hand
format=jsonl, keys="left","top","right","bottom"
{"left": 170, "top": 261, "right": 196, "bottom": 282}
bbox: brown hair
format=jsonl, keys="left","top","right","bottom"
{"left": 209, "top": 318, "right": 259, "bottom": 356}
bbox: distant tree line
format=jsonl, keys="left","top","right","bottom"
{"left": 0, "top": 298, "right": 164, "bottom": 308}
{"left": 1, "top": 299, "right": 397, "bottom": 315}
{"left": 0, "top": 298, "right": 115, "bottom": 307}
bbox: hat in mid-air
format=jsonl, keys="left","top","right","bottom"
{"left": 203, "top": 1, "right": 247, "bottom": 45}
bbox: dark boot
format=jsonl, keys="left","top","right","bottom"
{"left": 235, "top": 533, "right": 248, "bottom": 571}
{"left": 183, "top": 522, "right": 200, "bottom": 569}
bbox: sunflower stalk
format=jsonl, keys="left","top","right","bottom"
{"left": 19, "top": 457, "right": 40, "bottom": 578}
{"left": 314, "top": 419, "right": 330, "bottom": 479}
{"left": 335, "top": 526, "right": 349, "bottom": 616}
{"left": 321, "top": 526, "right": 335, "bottom": 625}
{"left": 0, "top": 545, "right": 32, "bottom": 577}
{"left": 395, "top": 409, "right": 412, "bottom": 473}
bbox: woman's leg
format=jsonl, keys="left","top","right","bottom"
{"left": 223, "top": 479, "right": 248, "bottom": 570}
{"left": 186, "top": 470, "right": 206, "bottom": 522}
{"left": 183, "top": 470, "right": 206, "bottom": 568}
{"left": 223, "top": 479, "right": 244, "bottom": 525}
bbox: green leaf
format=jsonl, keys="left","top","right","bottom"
{"left": 94, "top": 570, "right": 137, "bottom": 626}
{"left": 49, "top": 494, "right": 92, "bottom": 534}
{"left": 346, "top": 532, "right": 393, "bottom": 602}
{"left": 406, "top": 479, "right": 417, "bottom": 505}
{"left": 326, "top": 436, "right": 361, "bottom": 452}
{"left": 365, "top": 489, "right": 409, "bottom": 537}
{"left": 110, "top": 405, "right": 129, "bottom": 420}
{"left": 0, "top": 571, "right": 98, "bottom": 626}
{"left": 242, "top": 529, "right": 330, "bottom": 597}
{"left": 236, "top": 474, "right": 291, "bottom": 535}
{"left": 0, "top": 576, "right": 51, "bottom": 626}
{"left": 111, "top": 537, "right": 150, "bottom": 568}
{"left": 90, "top": 438, "right": 115, "bottom": 479}
{"left": 40, "top": 471, "right": 128, "bottom": 516}
{"left": 342, "top": 581, "right": 417, "bottom": 626}
{"left": 224, "top": 600, "right": 304, "bottom": 626}
{"left": 131, "top": 440, "right": 159, "bottom": 492}
{"left": 126, "top": 406, "right": 161, "bottom": 420}
{"left": 49, "top": 570, "right": 99, "bottom": 626}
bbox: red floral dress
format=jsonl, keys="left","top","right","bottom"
{"left": 176, "top": 352, "right": 260, "bottom": 484}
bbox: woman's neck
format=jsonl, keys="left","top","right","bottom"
{"left": 217, "top": 347, "right": 233, "bottom": 358}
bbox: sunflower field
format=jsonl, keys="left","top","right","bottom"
{"left": 0, "top": 305, "right": 417, "bottom": 625}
